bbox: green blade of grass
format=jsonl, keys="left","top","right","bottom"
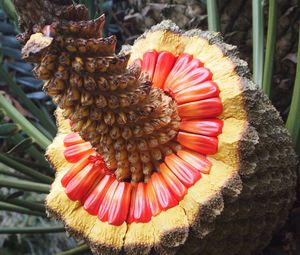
{"left": 0, "top": 176, "right": 50, "bottom": 193}
{"left": 35, "top": 121, "right": 55, "bottom": 140}
{"left": 56, "top": 244, "right": 90, "bottom": 255}
{"left": 0, "top": 93, "right": 51, "bottom": 150}
{"left": 7, "top": 155, "right": 53, "bottom": 174}
{"left": 207, "top": 0, "right": 220, "bottom": 32}
{"left": 252, "top": 0, "right": 264, "bottom": 87}
{"left": 0, "top": 226, "right": 65, "bottom": 234}
{"left": 0, "top": 65, "right": 56, "bottom": 136}
{"left": 9, "top": 133, "right": 49, "bottom": 164}
{"left": 262, "top": 0, "right": 277, "bottom": 97}
{"left": 0, "top": 0, "right": 18, "bottom": 22}
{"left": 0, "top": 201, "right": 46, "bottom": 217}
{"left": 286, "top": 28, "right": 300, "bottom": 154}
{"left": 0, "top": 167, "right": 31, "bottom": 180}
{"left": 0, "top": 194, "right": 45, "bottom": 212}
{"left": 0, "top": 154, "right": 53, "bottom": 183}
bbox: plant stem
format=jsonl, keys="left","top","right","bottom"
{"left": 262, "top": 0, "right": 277, "bottom": 97}
{"left": 252, "top": 0, "right": 264, "bottom": 87}
{"left": 0, "top": 154, "right": 53, "bottom": 183}
{"left": 0, "top": 93, "right": 51, "bottom": 150}
{"left": 56, "top": 244, "right": 90, "bottom": 255}
{"left": 0, "top": 65, "right": 56, "bottom": 135}
{"left": 9, "top": 133, "right": 48, "bottom": 163}
{"left": 207, "top": 0, "right": 220, "bottom": 32}
{"left": 0, "top": 167, "right": 31, "bottom": 180}
{"left": 0, "top": 226, "right": 65, "bottom": 234}
{"left": 286, "top": 28, "right": 300, "bottom": 154}
{"left": 0, "top": 194, "right": 45, "bottom": 212}
{"left": 7, "top": 155, "right": 53, "bottom": 174}
{"left": 0, "top": 201, "right": 46, "bottom": 217}
{"left": 10, "top": 133, "right": 48, "bottom": 164}
{"left": 0, "top": 176, "right": 50, "bottom": 193}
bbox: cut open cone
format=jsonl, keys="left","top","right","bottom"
{"left": 14, "top": 2, "right": 297, "bottom": 254}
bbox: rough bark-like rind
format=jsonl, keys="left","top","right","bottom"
{"left": 45, "top": 20, "right": 297, "bottom": 255}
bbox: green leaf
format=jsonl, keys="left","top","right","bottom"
{"left": 0, "top": 109, "right": 5, "bottom": 120}
{"left": 0, "top": 193, "right": 45, "bottom": 212}
{"left": 0, "top": 93, "right": 51, "bottom": 150}
{"left": 0, "top": 123, "right": 20, "bottom": 137}
{"left": 0, "top": 176, "right": 50, "bottom": 193}
{"left": 262, "top": 0, "right": 277, "bottom": 97}
{"left": 0, "top": 201, "right": 46, "bottom": 217}
{"left": 16, "top": 77, "right": 43, "bottom": 89}
{"left": 56, "top": 244, "right": 90, "bottom": 255}
{"left": 0, "top": 0, "right": 18, "bottom": 22}
{"left": 0, "top": 65, "right": 57, "bottom": 136}
{"left": 0, "top": 21, "right": 15, "bottom": 34}
{"left": 0, "top": 226, "right": 65, "bottom": 234}
{"left": 207, "top": 0, "right": 220, "bottom": 32}
{"left": 1, "top": 46, "right": 21, "bottom": 59}
{"left": 252, "top": 0, "right": 265, "bottom": 87}
{"left": 0, "top": 165, "right": 31, "bottom": 179}
{"left": 8, "top": 133, "right": 50, "bottom": 165}
{"left": 0, "top": 35, "right": 19, "bottom": 48}
{"left": 286, "top": 28, "right": 300, "bottom": 154}
{"left": 0, "top": 153, "right": 53, "bottom": 183}
{"left": 6, "top": 154, "right": 50, "bottom": 170}
{"left": 6, "top": 137, "right": 33, "bottom": 154}
{"left": 5, "top": 190, "right": 24, "bottom": 199}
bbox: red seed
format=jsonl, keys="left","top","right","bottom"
{"left": 65, "top": 163, "right": 105, "bottom": 201}
{"left": 165, "top": 154, "right": 201, "bottom": 187}
{"left": 61, "top": 155, "right": 91, "bottom": 187}
{"left": 159, "top": 163, "right": 187, "bottom": 201}
{"left": 108, "top": 182, "right": 132, "bottom": 226}
{"left": 170, "top": 53, "right": 193, "bottom": 72}
{"left": 152, "top": 51, "right": 176, "bottom": 88}
{"left": 64, "top": 142, "right": 93, "bottom": 163}
{"left": 179, "top": 119, "right": 223, "bottom": 137}
{"left": 164, "top": 53, "right": 202, "bottom": 91}
{"left": 133, "top": 183, "right": 151, "bottom": 223}
{"left": 166, "top": 67, "right": 211, "bottom": 93}
{"left": 63, "top": 132, "right": 84, "bottom": 147}
{"left": 177, "top": 149, "right": 212, "bottom": 174}
{"left": 83, "top": 175, "right": 114, "bottom": 215}
{"left": 150, "top": 172, "right": 178, "bottom": 210}
{"left": 141, "top": 50, "right": 158, "bottom": 80}
{"left": 127, "top": 183, "right": 137, "bottom": 224}
{"left": 177, "top": 131, "right": 218, "bottom": 155}
{"left": 177, "top": 98, "right": 223, "bottom": 119}
{"left": 146, "top": 179, "right": 161, "bottom": 217}
{"left": 98, "top": 180, "right": 119, "bottom": 222}
{"left": 174, "top": 81, "right": 220, "bottom": 104}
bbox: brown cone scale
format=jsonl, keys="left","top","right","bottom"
{"left": 13, "top": 1, "right": 297, "bottom": 255}
{"left": 18, "top": 5, "right": 181, "bottom": 182}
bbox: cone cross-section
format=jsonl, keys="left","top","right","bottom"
{"left": 13, "top": 1, "right": 297, "bottom": 255}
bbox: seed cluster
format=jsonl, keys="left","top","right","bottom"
{"left": 25, "top": 7, "right": 181, "bottom": 182}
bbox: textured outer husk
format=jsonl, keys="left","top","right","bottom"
{"left": 45, "top": 21, "right": 297, "bottom": 255}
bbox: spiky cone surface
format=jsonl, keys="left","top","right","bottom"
{"left": 15, "top": 2, "right": 297, "bottom": 254}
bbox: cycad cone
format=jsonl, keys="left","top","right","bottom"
{"left": 16, "top": 3, "right": 297, "bottom": 255}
